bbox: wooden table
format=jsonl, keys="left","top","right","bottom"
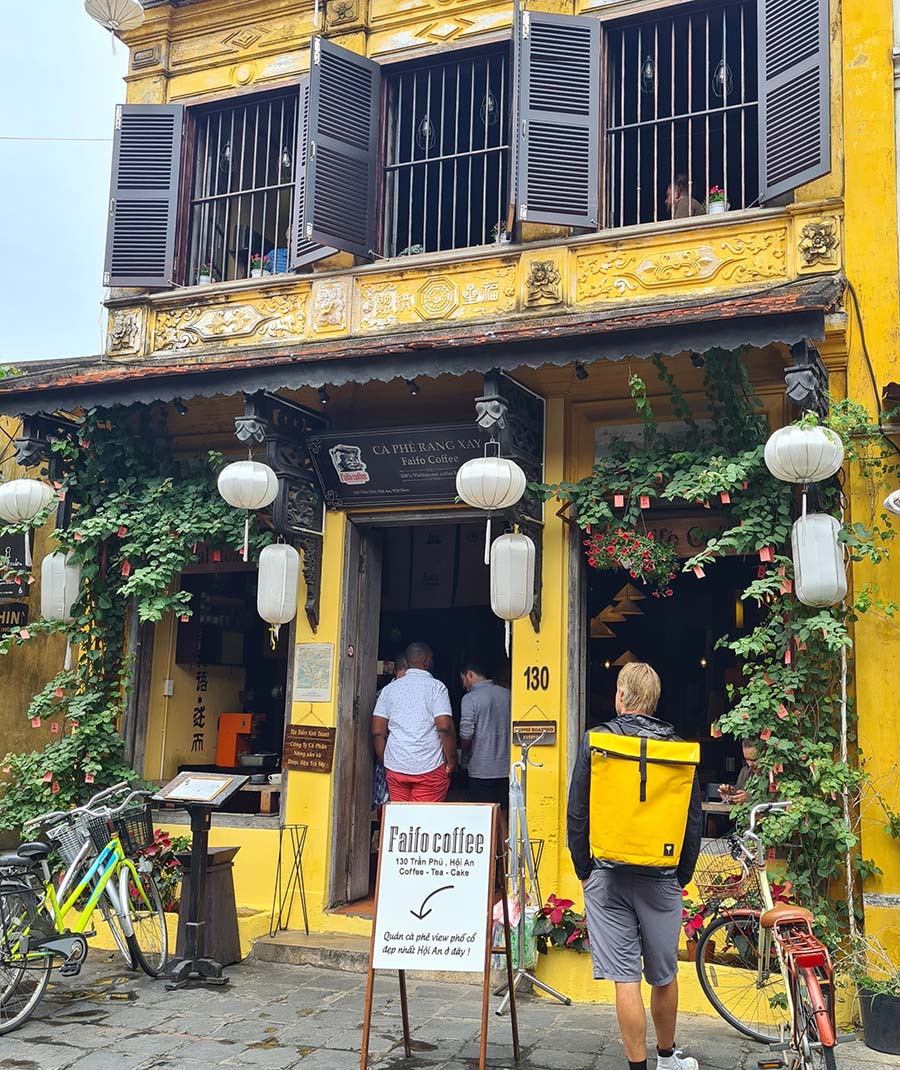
{"left": 701, "top": 801, "right": 733, "bottom": 815}
{"left": 238, "top": 783, "right": 282, "bottom": 815}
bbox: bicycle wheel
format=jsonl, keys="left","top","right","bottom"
{"left": 122, "top": 869, "right": 167, "bottom": 977}
{"left": 0, "top": 886, "right": 52, "bottom": 1035}
{"left": 695, "top": 911, "right": 791, "bottom": 1043}
{"left": 796, "top": 968, "right": 837, "bottom": 1070}
{"left": 99, "top": 897, "right": 137, "bottom": 970}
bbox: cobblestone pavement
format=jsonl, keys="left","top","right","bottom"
{"left": 4, "top": 952, "right": 899, "bottom": 1070}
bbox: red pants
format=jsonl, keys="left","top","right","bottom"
{"left": 386, "top": 764, "right": 450, "bottom": 802}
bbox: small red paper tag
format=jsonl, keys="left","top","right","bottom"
{"left": 693, "top": 565, "right": 705, "bottom": 579}
{"left": 212, "top": 550, "right": 222, "bottom": 562}
{"left": 27, "top": 575, "right": 35, "bottom": 585}
{"left": 2, "top": 766, "right": 10, "bottom": 774}
{"left": 767, "top": 848, "right": 776, "bottom": 861}
{"left": 42, "top": 771, "right": 53, "bottom": 783}
{"left": 780, "top": 579, "right": 793, "bottom": 594}
{"left": 657, "top": 472, "right": 664, "bottom": 484}
{"left": 760, "top": 728, "right": 772, "bottom": 741}
{"left": 121, "top": 560, "right": 131, "bottom": 577}
{"left": 784, "top": 647, "right": 792, "bottom": 665}
{"left": 117, "top": 526, "right": 127, "bottom": 538}
{"left": 703, "top": 500, "right": 711, "bottom": 509}
{"left": 777, "top": 703, "right": 790, "bottom": 720}
{"left": 180, "top": 615, "right": 190, "bottom": 623}
{"left": 742, "top": 480, "right": 749, "bottom": 490}
{"left": 639, "top": 495, "right": 651, "bottom": 509}
{"left": 73, "top": 532, "right": 82, "bottom": 542}
{"left": 18, "top": 629, "right": 29, "bottom": 640}
{"left": 31, "top": 717, "right": 41, "bottom": 729}
{"left": 613, "top": 494, "right": 625, "bottom": 508}
{"left": 720, "top": 491, "right": 731, "bottom": 504}
{"left": 70, "top": 720, "right": 79, "bottom": 729}
{"left": 711, "top": 726, "right": 722, "bottom": 738}
{"left": 51, "top": 781, "right": 60, "bottom": 795}
{"left": 50, "top": 722, "right": 59, "bottom": 735}
{"left": 763, "top": 672, "right": 774, "bottom": 685}
{"left": 759, "top": 546, "right": 774, "bottom": 562}
{"left": 758, "top": 566, "right": 767, "bottom": 579}
{"left": 777, "top": 566, "right": 786, "bottom": 577}
{"left": 85, "top": 773, "right": 95, "bottom": 785}
{"left": 54, "top": 688, "right": 65, "bottom": 699}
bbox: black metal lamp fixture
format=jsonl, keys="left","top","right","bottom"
{"left": 690, "top": 351, "right": 706, "bottom": 368}
{"left": 574, "top": 362, "right": 589, "bottom": 381}
{"left": 317, "top": 386, "right": 330, "bottom": 406}
{"left": 173, "top": 397, "right": 188, "bottom": 416}
{"left": 406, "top": 378, "right": 421, "bottom": 396}
{"left": 712, "top": 59, "right": 733, "bottom": 98}
{"left": 640, "top": 55, "right": 656, "bottom": 95}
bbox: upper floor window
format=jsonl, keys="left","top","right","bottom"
{"left": 187, "top": 92, "right": 298, "bottom": 285}
{"left": 103, "top": 0, "right": 831, "bottom": 290}
{"left": 383, "top": 48, "right": 511, "bottom": 256}
{"left": 605, "top": 0, "right": 758, "bottom": 228}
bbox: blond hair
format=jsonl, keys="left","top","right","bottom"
{"left": 617, "top": 662, "right": 661, "bottom": 714}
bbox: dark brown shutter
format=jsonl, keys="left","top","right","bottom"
{"left": 290, "top": 77, "right": 337, "bottom": 269}
{"left": 515, "top": 10, "right": 600, "bottom": 229}
{"left": 305, "top": 37, "right": 381, "bottom": 258}
{"left": 103, "top": 104, "right": 183, "bottom": 287}
{"left": 759, "top": 0, "right": 830, "bottom": 201}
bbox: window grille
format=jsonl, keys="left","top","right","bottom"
{"left": 186, "top": 93, "right": 297, "bottom": 285}
{"left": 605, "top": 0, "right": 758, "bottom": 229}
{"left": 384, "top": 49, "right": 511, "bottom": 257}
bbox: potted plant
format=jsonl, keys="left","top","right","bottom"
{"left": 197, "top": 263, "right": 215, "bottom": 285}
{"left": 708, "top": 186, "right": 728, "bottom": 215}
{"left": 846, "top": 939, "right": 900, "bottom": 1055}
{"left": 249, "top": 253, "right": 271, "bottom": 279}
{"left": 584, "top": 526, "right": 679, "bottom": 596}
{"left": 491, "top": 221, "right": 511, "bottom": 245}
{"left": 533, "top": 893, "right": 590, "bottom": 954}
{"left": 138, "top": 828, "right": 191, "bottom": 912}
{"left": 681, "top": 891, "right": 713, "bottom": 962}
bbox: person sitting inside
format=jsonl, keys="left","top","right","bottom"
{"left": 719, "top": 740, "right": 760, "bottom": 806}
{"left": 266, "top": 225, "right": 291, "bottom": 274}
{"left": 664, "top": 175, "right": 703, "bottom": 220}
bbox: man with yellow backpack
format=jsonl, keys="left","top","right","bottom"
{"left": 567, "top": 662, "right": 703, "bottom": 1070}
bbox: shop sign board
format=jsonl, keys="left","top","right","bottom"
{"left": 282, "top": 724, "right": 336, "bottom": 773}
{"left": 0, "top": 603, "right": 28, "bottom": 630}
{"left": 307, "top": 424, "right": 486, "bottom": 508}
{"left": 372, "top": 802, "right": 493, "bottom": 972}
{"left": 0, "top": 533, "right": 28, "bottom": 600}
{"left": 512, "top": 719, "right": 557, "bottom": 746}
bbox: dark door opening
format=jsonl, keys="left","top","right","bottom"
{"left": 331, "top": 519, "right": 507, "bottom": 914}
{"left": 586, "top": 555, "right": 759, "bottom": 803}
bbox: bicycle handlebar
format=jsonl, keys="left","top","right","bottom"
{"left": 23, "top": 785, "right": 152, "bottom": 832}
{"left": 748, "top": 800, "right": 791, "bottom": 834}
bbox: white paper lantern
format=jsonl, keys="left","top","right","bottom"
{"left": 490, "top": 533, "right": 535, "bottom": 620}
{"left": 217, "top": 460, "right": 279, "bottom": 561}
{"left": 41, "top": 552, "right": 83, "bottom": 670}
{"left": 84, "top": 0, "right": 145, "bottom": 33}
{"left": 884, "top": 489, "right": 900, "bottom": 517}
{"left": 456, "top": 455, "right": 527, "bottom": 564}
{"left": 257, "top": 543, "right": 300, "bottom": 638}
{"left": 0, "top": 478, "right": 55, "bottom": 524}
{"left": 764, "top": 425, "right": 845, "bottom": 484}
{"left": 792, "top": 513, "right": 847, "bottom": 607}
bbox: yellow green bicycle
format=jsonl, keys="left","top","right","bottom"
{"left": 0, "top": 782, "right": 168, "bottom": 1034}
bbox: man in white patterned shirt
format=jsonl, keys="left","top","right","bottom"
{"left": 371, "top": 642, "right": 457, "bottom": 802}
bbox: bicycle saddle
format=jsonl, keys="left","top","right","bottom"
{"left": 15, "top": 842, "right": 50, "bottom": 862}
{"left": 0, "top": 852, "right": 29, "bottom": 869}
{"left": 760, "top": 902, "right": 815, "bottom": 929}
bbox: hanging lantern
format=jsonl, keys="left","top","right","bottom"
{"left": 456, "top": 453, "right": 527, "bottom": 564}
{"left": 84, "top": 0, "right": 145, "bottom": 33}
{"left": 0, "top": 478, "right": 55, "bottom": 566}
{"left": 257, "top": 543, "right": 300, "bottom": 640}
{"left": 217, "top": 460, "right": 279, "bottom": 562}
{"left": 791, "top": 513, "right": 847, "bottom": 607}
{"left": 491, "top": 532, "right": 535, "bottom": 616}
{"left": 41, "top": 553, "right": 83, "bottom": 670}
{"left": 884, "top": 490, "right": 900, "bottom": 517}
{"left": 764, "top": 425, "right": 845, "bottom": 484}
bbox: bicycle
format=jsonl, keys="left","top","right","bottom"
{"left": 0, "top": 782, "right": 168, "bottom": 1034}
{"left": 692, "top": 800, "right": 848, "bottom": 1069}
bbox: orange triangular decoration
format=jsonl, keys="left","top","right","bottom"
{"left": 613, "top": 583, "right": 646, "bottom": 602}
{"left": 590, "top": 620, "right": 616, "bottom": 638}
{"left": 615, "top": 598, "right": 644, "bottom": 616}
{"left": 613, "top": 650, "right": 639, "bottom": 665}
{"left": 597, "top": 605, "right": 627, "bottom": 623}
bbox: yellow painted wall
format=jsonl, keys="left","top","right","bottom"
{"left": 841, "top": 0, "right": 900, "bottom": 957}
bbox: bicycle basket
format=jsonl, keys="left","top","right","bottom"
{"left": 112, "top": 803, "right": 154, "bottom": 856}
{"left": 85, "top": 813, "right": 115, "bottom": 855}
{"left": 45, "top": 818, "right": 91, "bottom": 867}
{"left": 693, "top": 838, "right": 758, "bottom": 904}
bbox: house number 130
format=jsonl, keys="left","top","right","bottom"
{"left": 523, "top": 666, "right": 550, "bottom": 691}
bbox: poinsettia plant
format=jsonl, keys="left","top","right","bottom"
{"left": 585, "top": 526, "right": 679, "bottom": 595}
{"left": 136, "top": 828, "right": 191, "bottom": 912}
{"left": 533, "top": 894, "right": 590, "bottom": 954}
{"left": 682, "top": 890, "right": 707, "bottom": 940}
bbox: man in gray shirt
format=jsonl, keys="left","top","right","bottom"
{"left": 460, "top": 662, "right": 511, "bottom": 835}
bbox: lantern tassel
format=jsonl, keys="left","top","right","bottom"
{"left": 484, "top": 515, "right": 491, "bottom": 566}
{"left": 64, "top": 637, "right": 72, "bottom": 671}
{"left": 505, "top": 619, "right": 511, "bottom": 658}
{"left": 802, "top": 489, "right": 808, "bottom": 521}
{"left": 24, "top": 532, "right": 31, "bottom": 568}
{"left": 243, "top": 514, "right": 250, "bottom": 563}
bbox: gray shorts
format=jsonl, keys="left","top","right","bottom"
{"left": 582, "top": 867, "right": 683, "bottom": 986}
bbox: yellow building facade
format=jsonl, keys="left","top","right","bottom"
{"left": 2, "top": 0, "right": 900, "bottom": 1001}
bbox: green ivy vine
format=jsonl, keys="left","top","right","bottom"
{"left": 0, "top": 406, "right": 271, "bottom": 832}
{"left": 534, "top": 350, "right": 900, "bottom": 944}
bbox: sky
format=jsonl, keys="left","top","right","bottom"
{"left": 0, "top": 6, "right": 128, "bottom": 363}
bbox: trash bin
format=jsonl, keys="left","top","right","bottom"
{"left": 175, "top": 845, "right": 241, "bottom": 967}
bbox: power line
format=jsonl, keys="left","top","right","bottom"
{"left": 0, "top": 136, "right": 112, "bottom": 143}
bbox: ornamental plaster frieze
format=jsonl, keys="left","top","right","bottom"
{"left": 110, "top": 207, "right": 842, "bottom": 360}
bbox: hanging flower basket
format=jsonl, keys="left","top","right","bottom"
{"left": 584, "top": 527, "right": 678, "bottom": 595}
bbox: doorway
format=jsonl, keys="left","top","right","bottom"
{"left": 329, "top": 515, "right": 507, "bottom": 910}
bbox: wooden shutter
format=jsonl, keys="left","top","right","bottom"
{"left": 515, "top": 10, "right": 600, "bottom": 228}
{"left": 758, "top": 0, "right": 831, "bottom": 202}
{"left": 290, "top": 77, "right": 337, "bottom": 269}
{"left": 306, "top": 37, "right": 381, "bottom": 259}
{"left": 104, "top": 104, "right": 183, "bottom": 287}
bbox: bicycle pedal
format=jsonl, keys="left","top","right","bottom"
{"left": 59, "top": 961, "right": 82, "bottom": 978}
{"left": 757, "top": 1060, "right": 784, "bottom": 1069}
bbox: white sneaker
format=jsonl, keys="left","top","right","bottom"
{"left": 657, "top": 1052, "right": 699, "bottom": 1070}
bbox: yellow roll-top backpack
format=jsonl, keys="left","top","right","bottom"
{"left": 588, "top": 729, "right": 700, "bottom": 868}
